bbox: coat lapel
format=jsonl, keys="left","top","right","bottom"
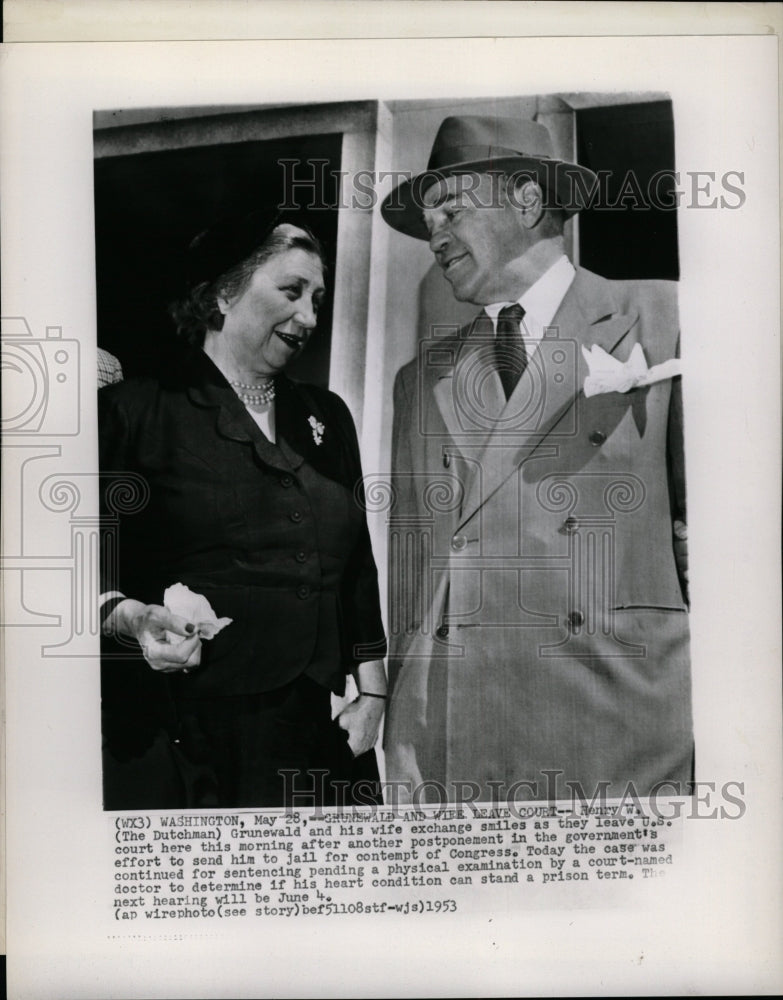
{"left": 185, "top": 350, "right": 294, "bottom": 473}
{"left": 458, "top": 268, "right": 639, "bottom": 527}
{"left": 184, "top": 351, "right": 348, "bottom": 483}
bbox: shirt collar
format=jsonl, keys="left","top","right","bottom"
{"left": 483, "top": 255, "right": 576, "bottom": 333}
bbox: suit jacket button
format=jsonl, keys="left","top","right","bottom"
{"left": 589, "top": 430, "right": 607, "bottom": 446}
{"left": 280, "top": 474, "right": 294, "bottom": 488}
{"left": 296, "top": 584, "right": 310, "bottom": 599}
{"left": 295, "top": 550, "right": 308, "bottom": 563}
{"left": 436, "top": 624, "right": 450, "bottom": 638}
{"left": 564, "top": 516, "right": 579, "bottom": 533}
{"left": 451, "top": 534, "right": 467, "bottom": 551}
{"left": 289, "top": 510, "right": 303, "bottom": 523}
{"left": 567, "top": 610, "right": 584, "bottom": 628}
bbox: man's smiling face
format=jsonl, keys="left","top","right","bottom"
{"left": 422, "top": 172, "right": 528, "bottom": 305}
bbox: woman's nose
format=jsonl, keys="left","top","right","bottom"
{"left": 294, "top": 300, "right": 318, "bottom": 330}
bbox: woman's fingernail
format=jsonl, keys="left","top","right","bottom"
{"left": 185, "top": 623, "right": 195, "bottom": 633}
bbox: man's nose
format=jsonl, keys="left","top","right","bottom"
{"left": 428, "top": 223, "right": 450, "bottom": 253}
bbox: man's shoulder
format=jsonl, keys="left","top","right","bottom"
{"left": 394, "top": 323, "right": 472, "bottom": 386}
{"left": 577, "top": 267, "right": 678, "bottom": 311}
{"left": 97, "top": 347, "right": 123, "bottom": 387}
{"left": 612, "top": 275, "right": 678, "bottom": 309}
{"left": 574, "top": 268, "right": 680, "bottom": 341}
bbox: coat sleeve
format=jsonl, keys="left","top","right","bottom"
{"left": 98, "top": 385, "right": 132, "bottom": 599}
{"left": 666, "top": 336, "right": 688, "bottom": 603}
{"left": 98, "top": 384, "right": 151, "bottom": 603}
{"left": 386, "top": 365, "right": 421, "bottom": 690}
{"left": 327, "top": 391, "right": 388, "bottom": 669}
{"left": 667, "top": 368, "right": 686, "bottom": 522}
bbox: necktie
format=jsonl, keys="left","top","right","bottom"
{"left": 495, "top": 303, "right": 528, "bottom": 399}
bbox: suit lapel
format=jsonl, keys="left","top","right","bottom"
{"left": 458, "top": 268, "right": 639, "bottom": 527}
{"left": 431, "top": 312, "right": 504, "bottom": 460}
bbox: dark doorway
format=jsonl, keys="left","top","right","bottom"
{"left": 576, "top": 100, "right": 679, "bottom": 281}
{"left": 93, "top": 131, "right": 342, "bottom": 384}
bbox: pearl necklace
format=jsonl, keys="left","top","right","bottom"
{"left": 229, "top": 377, "right": 276, "bottom": 406}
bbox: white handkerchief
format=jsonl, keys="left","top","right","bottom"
{"left": 163, "top": 582, "right": 233, "bottom": 643}
{"left": 582, "top": 343, "right": 681, "bottom": 398}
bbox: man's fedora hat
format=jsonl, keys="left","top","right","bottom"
{"left": 381, "top": 115, "right": 598, "bottom": 240}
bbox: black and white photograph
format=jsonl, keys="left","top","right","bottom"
{"left": 95, "top": 95, "right": 691, "bottom": 811}
{"left": 2, "top": 7, "right": 781, "bottom": 998}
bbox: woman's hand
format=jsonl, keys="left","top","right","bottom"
{"left": 337, "top": 695, "right": 385, "bottom": 757}
{"left": 106, "top": 598, "right": 202, "bottom": 673}
{"left": 673, "top": 519, "right": 689, "bottom": 593}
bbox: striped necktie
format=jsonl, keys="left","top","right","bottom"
{"left": 495, "top": 303, "right": 528, "bottom": 399}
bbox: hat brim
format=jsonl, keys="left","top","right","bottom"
{"left": 380, "top": 155, "right": 599, "bottom": 240}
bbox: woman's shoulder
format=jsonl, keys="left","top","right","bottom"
{"left": 281, "top": 378, "right": 361, "bottom": 462}
{"left": 99, "top": 347, "right": 200, "bottom": 409}
{"left": 98, "top": 373, "right": 167, "bottom": 412}
{"left": 282, "top": 378, "right": 354, "bottom": 424}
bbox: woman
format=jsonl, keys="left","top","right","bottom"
{"left": 99, "top": 208, "right": 387, "bottom": 809}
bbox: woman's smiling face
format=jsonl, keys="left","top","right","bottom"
{"left": 217, "top": 238, "right": 326, "bottom": 377}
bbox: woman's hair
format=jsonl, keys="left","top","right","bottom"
{"left": 169, "top": 223, "right": 326, "bottom": 347}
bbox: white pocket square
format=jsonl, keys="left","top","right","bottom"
{"left": 582, "top": 343, "right": 681, "bottom": 398}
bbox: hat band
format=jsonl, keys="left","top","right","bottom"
{"left": 427, "top": 144, "right": 552, "bottom": 171}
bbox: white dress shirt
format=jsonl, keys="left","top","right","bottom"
{"left": 483, "top": 254, "right": 576, "bottom": 358}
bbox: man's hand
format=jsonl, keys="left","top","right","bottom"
{"left": 108, "top": 598, "right": 202, "bottom": 673}
{"left": 337, "top": 695, "right": 385, "bottom": 757}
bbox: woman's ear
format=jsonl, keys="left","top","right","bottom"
{"left": 215, "top": 290, "right": 231, "bottom": 316}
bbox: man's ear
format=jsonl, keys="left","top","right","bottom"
{"left": 509, "top": 179, "right": 545, "bottom": 229}
{"left": 216, "top": 290, "right": 231, "bottom": 315}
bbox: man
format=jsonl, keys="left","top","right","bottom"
{"left": 380, "top": 115, "right": 691, "bottom": 804}
{"left": 97, "top": 346, "right": 123, "bottom": 387}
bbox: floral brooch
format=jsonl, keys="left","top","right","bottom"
{"left": 308, "top": 415, "right": 325, "bottom": 446}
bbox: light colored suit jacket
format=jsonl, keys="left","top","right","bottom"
{"left": 384, "top": 266, "right": 691, "bottom": 803}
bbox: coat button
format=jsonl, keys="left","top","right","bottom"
{"left": 451, "top": 534, "right": 468, "bottom": 551}
{"left": 589, "top": 430, "right": 607, "bottom": 446}
{"left": 289, "top": 510, "right": 303, "bottom": 523}
{"left": 567, "top": 610, "right": 584, "bottom": 628}
{"left": 296, "top": 584, "right": 310, "bottom": 599}
{"left": 564, "top": 516, "right": 579, "bottom": 533}
{"left": 436, "top": 624, "right": 450, "bottom": 638}
{"left": 280, "top": 474, "right": 294, "bottom": 488}
{"left": 295, "top": 550, "right": 308, "bottom": 563}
